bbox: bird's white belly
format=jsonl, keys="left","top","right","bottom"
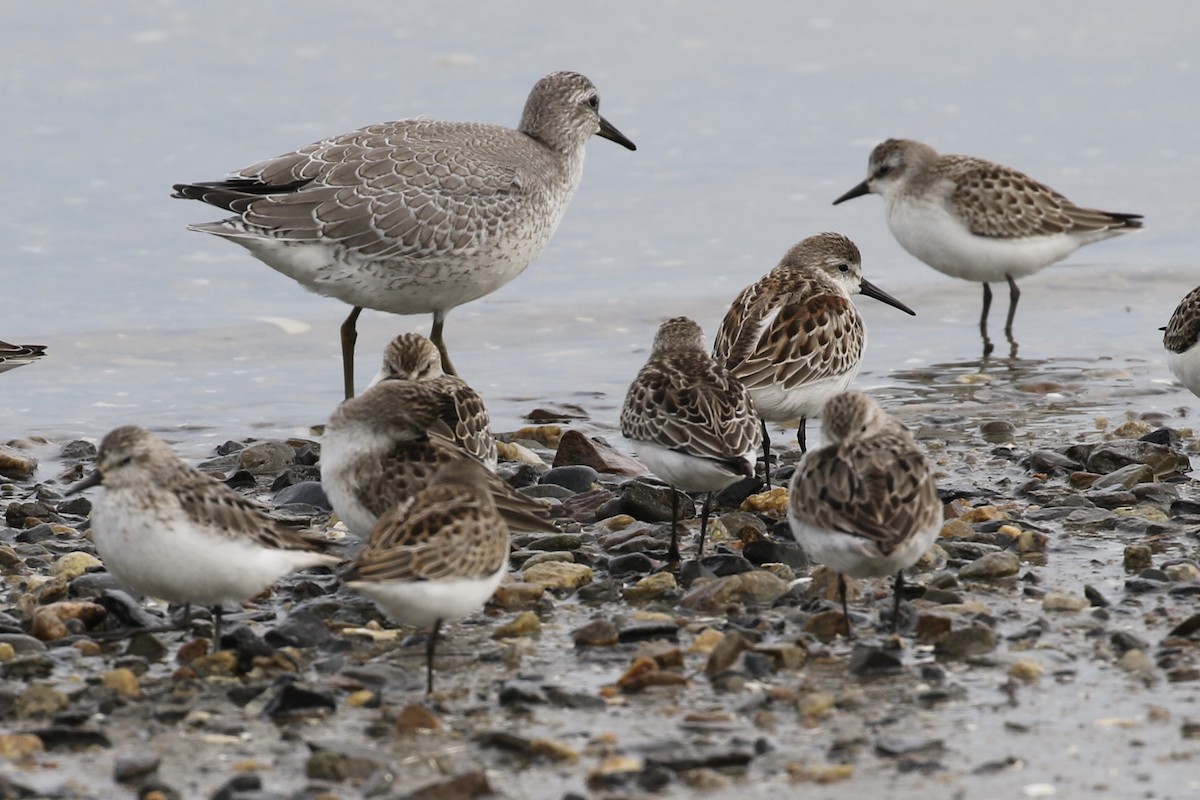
{"left": 349, "top": 563, "right": 506, "bottom": 629}
{"left": 1167, "top": 344, "right": 1200, "bottom": 398}
{"left": 319, "top": 426, "right": 387, "bottom": 536}
{"left": 788, "top": 516, "right": 940, "bottom": 579}
{"left": 886, "top": 198, "right": 1083, "bottom": 283}
{"left": 91, "top": 492, "right": 329, "bottom": 605}
{"left": 631, "top": 441, "right": 751, "bottom": 494}
{"left": 748, "top": 367, "right": 859, "bottom": 423}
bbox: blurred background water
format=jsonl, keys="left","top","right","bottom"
{"left": 2, "top": 0, "right": 1197, "bottom": 455}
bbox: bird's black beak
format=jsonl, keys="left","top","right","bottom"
{"left": 66, "top": 471, "right": 102, "bottom": 495}
{"left": 597, "top": 116, "right": 637, "bottom": 151}
{"left": 860, "top": 278, "right": 916, "bottom": 316}
{"left": 833, "top": 180, "right": 871, "bottom": 205}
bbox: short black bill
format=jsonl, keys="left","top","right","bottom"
{"left": 597, "top": 116, "right": 637, "bottom": 151}
{"left": 860, "top": 278, "right": 916, "bottom": 316}
{"left": 833, "top": 180, "right": 870, "bottom": 205}
{"left": 65, "top": 471, "right": 102, "bottom": 495}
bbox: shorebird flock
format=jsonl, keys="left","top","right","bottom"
{"left": 34, "top": 68, "right": 1198, "bottom": 686}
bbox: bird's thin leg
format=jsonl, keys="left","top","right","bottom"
{"left": 891, "top": 571, "right": 905, "bottom": 634}
{"left": 340, "top": 306, "right": 363, "bottom": 400}
{"left": 839, "top": 573, "right": 854, "bottom": 640}
{"left": 797, "top": 417, "right": 808, "bottom": 453}
{"left": 1004, "top": 274, "right": 1021, "bottom": 357}
{"left": 980, "top": 283, "right": 994, "bottom": 358}
{"left": 761, "top": 420, "right": 773, "bottom": 487}
{"left": 697, "top": 492, "right": 714, "bottom": 555}
{"left": 430, "top": 311, "right": 458, "bottom": 377}
{"left": 667, "top": 488, "right": 681, "bottom": 563}
{"left": 426, "top": 619, "right": 442, "bottom": 695}
{"left": 211, "top": 605, "right": 223, "bottom": 654}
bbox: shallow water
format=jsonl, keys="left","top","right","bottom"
{"left": 3, "top": 0, "right": 1199, "bottom": 452}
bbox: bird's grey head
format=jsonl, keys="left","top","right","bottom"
{"left": 821, "top": 391, "right": 891, "bottom": 445}
{"left": 777, "top": 232, "right": 863, "bottom": 291}
{"left": 519, "top": 71, "right": 636, "bottom": 154}
{"left": 833, "top": 138, "right": 936, "bottom": 204}
{"left": 92, "top": 425, "right": 174, "bottom": 488}
{"left": 651, "top": 316, "right": 707, "bottom": 356}
{"left": 380, "top": 333, "right": 443, "bottom": 382}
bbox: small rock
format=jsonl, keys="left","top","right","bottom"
{"left": 623, "top": 571, "right": 678, "bottom": 602}
{"left": 1117, "top": 649, "right": 1156, "bottom": 678}
{"left": 573, "top": 618, "right": 619, "bottom": 648}
{"left": 272, "top": 480, "right": 331, "bottom": 510}
{"left": 1008, "top": 659, "right": 1044, "bottom": 683}
{"left": 522, "top": 561, "right": 593, "bottom": 591}
{"left": 260, "top": 680, "right": 336, "bottom": 719}
{"left": 493, "top": 611, "right": 541, "bottom": 639}
{"left": 704, "top": 631, "right": 750, "bottom": 677}
{"left": 1086, "top": 440, "right": 1190, "bottom": 478}
{"left": 848, "top": 643, "right": 904, "bottom": 676}
{"left": 958, "top": 551, "right": 1020, "bottom": 580}
{"left": 740, "top": 487, "right": 788, "bottom": 517}
{"left": 402, "top": 771, "right": 492, "bottom": 800}
{"left": 539, "top": 465, "right": 600, "bottom": 493}
{"left": 620, "top": 480, "right": 691, "bottom": 523}
{"left": 0, "top": 733, "right": 43, "bottom": 760}
{"left": 102, "top": 668, "right": 142, "bottom": 699}
{"left": 395, "top": 703, "right": 441, "bottom": 736}
{"left": 743, "top": 539, "right": 807, "bottom": 569}
{"left": 607, "top": 552, "right": 656, "bottom": 576}
{"left": 114, "top": 751, "right": 160, "bottom": 783}
{"left": 553, "top": 430, "right": 645, "bottom": 476}
{"left": 50, "top": 552, "right": 103, "bottom": 581}
{"left": 1042, "top": 592, "right": 1088, "bottom": 612}
{"left": 679, "top": 571, "right": 787, "bottom": 612}
{"left": 490, "top": 581, "right": 545, "bottom": 610}
{"left": 1124, "top": 545, "right": 1153, "bottom": 572}
{"left": 797, "top": 692, "right": 836, "bottom": 720}
{"left": 497, "top": 680, "right": 548, "bottom": 706}
{"left": 0, "top": 445, "right": 37, "bottom": 481}
{"left": 934, "top": 623, "right": 998, "bottom": 660}
{"left": 1165, "top": 563, "right": 1200, "bottom": 582}
{"left": 617, "top": 656, "right": 688, "bottom": 693}
{"left": 237, "top": 441, "right": 296, "bottom": 475}
{"left": 1090, "top": 463, "right": 1154, "bottom": 490}
{"left": 15, "top": 684, "right": 68, "bottom": 718}
{"left": 688, "top": 628, "right": 726, "bottom": 655}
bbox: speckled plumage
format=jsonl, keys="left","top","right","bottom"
{"left": 320, "top": 380, "right": 556, "bottom": 537}
{"left": 834, "top": 138, "right": 1141, "bottom": 353}
{"left": 342, "top": 459, "right": 509, "bottom": 693}
{"left": 787, "top": 392, "right": 941, "bottom": 635}
{"left": 1164, "top": 285, "right": 1200, "bottom": 398}
{"left": 370, "top": 333, "right": 498, "bottom": 470}
{"left": 172, "top": 71, "right": 635, "bottom": 397}
{"left": 713, "top": 233, "right": 913, "bottom": 459}
{"left": 0, "top": 340, "right": 46, "bottom": 374}
{"left": 620, "top": 317, "right": 762, "bottom": 559}
{"left": 67, "top": 426, "right": 338, "bottom": 646}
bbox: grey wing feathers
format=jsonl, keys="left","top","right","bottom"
{"left": 174, "top": 473, "right": 330, "bottom": 553}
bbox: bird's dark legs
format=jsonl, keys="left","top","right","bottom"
{"left": 797, "top": 417, "right": 808, "bottom": 453}
{"left": 696, "top": 492, "right": 714, "bottom": 555}
{"left": 211, "top": 605, "right": 223, "bottom": 654}
{"left": 667, "top": 488, "right": 681, "bottom": 563}
{"left": 430, "top": 311, "right": 457, "bottom": 377}
{"left": 1004, "top": 274, "right": 1021, "bottom": 357}
{"left": 761, "top": 420, "right": 773, "bottom": 487}
{"left": 340, "top": 306, "right": 363, "bottom": 400}
{"left": 425, "top": 619, "right": 442, "bottom": 695}
{"left": 891, "top": 571, "right": 905, "bottom": 634}
{"left": 838, "top": 573, "right": 854, "bottom": 640}
{"left": 980, "top": 283, "right": 994, "bottom": 357}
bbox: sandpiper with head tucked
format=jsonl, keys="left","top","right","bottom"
{"left": 370, "top": 332, "right": 498, "bottom": 470}
{"left": 173, "top": 71, "right": 636, "bottom": 399}
{"left": 341, "top": 458, "right": 508, "bottom": 694}
{"left": 1164, "top": 285, "right": 1200, "bottom": 399}
{"left": 713, "top": 233, "right": 914, "bottom": 476}
{"left": 320, "top": 380, "right": 556, "bottom": 538}
{"left": 68, "top": 426, "right": 338, "bottom": 649}
{"left": 834, "top": 138, "right": 1142, "bottom": 356}
{"left": 0, "top": 340, "right": 47, "bottom": 375}
{"left": 621, "top": 317, "right": 762, "bottom": 561}
{"left": 787, "top": 391, "right": 941, "bottom": 637}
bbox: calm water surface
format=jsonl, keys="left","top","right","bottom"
{"left": 3, "top": 1, "right": 1199, "bottom": 453}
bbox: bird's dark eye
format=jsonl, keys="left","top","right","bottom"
{"left": 586, "top": 95, "right": 599, "bottom": 109}
{"left": 837, "top": 263, "right": 850, "bottom": 273}
{"left": 876, "top": 164, "right": 892, "bottom": 178}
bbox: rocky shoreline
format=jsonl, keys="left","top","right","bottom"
{"left": 1, "top": 390, "right": 1199, "bottom": 799}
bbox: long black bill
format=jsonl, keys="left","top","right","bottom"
{"left": 65, "top": 471, "right": 102, "bottom": 495}
{"left": 832, "top": 180, "right": 870, "bottom": 205}
{"left": 597, "top": 116, "right": 637, "bottom": 151}
{"left": 860, "top": 278, "right": 916, "bottom": 316}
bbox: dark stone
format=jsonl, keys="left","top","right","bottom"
{"left": 97, "top": 590, "right": 162, "bottom": 629}
{"left": 572, "top": 619, "right": 619, "bottom": 648}
{"left": 13, "top": 521, "right": 58, "bottom": 541}
{"left": 849, "top": 642, "right": 906, "bottom": 676}
{"left": 714, "top": 477, "right": 765, "bottom": 508}
{"left": 294, "top": 442, "right": 320, "bottom": 466}
{"left": 539, "top": 465, "right": 600, "bottom": 493}
{"left": 222, "top": 470, "right": 257, "bottom": 490}
{"left": 605, "top": 553, "right": 655, "bottom": 576}
{"left": 497, "top": 680, "right": 548, "bottom": 706}
{"left": 223, "top": 626, "right": 275, "bottom": 664}
{"left": 114, "top": 751, "right": 160, "bottom": 783}
{"left": 27, "top": 726, "right": 111, "bottom": 750}
{"left": 741, "top": 651, "right": 772, "bottom": 679}
{"left": 1140, "top": 427, "right": 1175, "bottom": 445}
{"left": 0, "top": 634, "right": 47, "bottom": 654}
{"left": 272, "top": 479, "right": 331, "bottom": 510}
{"left": 617, "top": 622, "right": 680, "bottom": 643}
{"left": 215, "top": 440, "right": 245, "bottom": 456}
{"left": 270, "top": 467, "right": 322, "bottom": 493}
{"left": 259, "top": 678, "right": 336, "bottom": 719}
{"left": 400, "top": 771, "right": 491, "bottom": 800}
{"left": 561, "top": 488, "right": 618, "bottom": 524}
{"left": 210, "top": 773, "right": 261, "bottom": 800}
{"left": 1084, "top": 584, "right": 1110, "bottom": 607}
{"left": 697, "top": 553, "right": 756, "bottom": 576}
{"left": 61, "top": 440, "right": 97, "bottom": 460}
{"left": 265, "top": 609, "right": 332, "bottom": 649}
{"left": 637, "top": 765, "right": 674, "bottom": 792}
{"left": 138, "top": 783, "right": 181, "bottom": 800}
{"left": 620, "top": 481, "right": 691, "bottom": 523}
{"left": 55, "top": 495, "right": 92, "bottom": 517}
{"left": 875, "top": 736, "right": 944, "bottom": 758}
{"left": 1026, "top": 449, "right": 1082, "bottom": 473}
{"left": 576, "top": 579, "right": 622, "bottom": 604}
{"left": 743, "top": 539, "right": 807, "bottom": 570}
{"left": 544, "top": 686, "right": 606, "bottom": 710}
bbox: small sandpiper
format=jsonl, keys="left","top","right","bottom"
{"left": 341, "top": 459, "right": 508, "bottom": 694}
{"left": 621, "top": 317, "right": 762, "bottom": 561}
{"left": 786, "top": 391, "right": 942, "bottom": 637}
{"left": 834, "top": 138, "right": 1142, "bottom": 356}
{"left": 1164, "top": 285, "right": 1200, "bottom": 399}
{"left": 68, "top": 426, "right": 338, "bottom": 649}
{"left": 713, "top": 232, "right": 914, "bottom": 476}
